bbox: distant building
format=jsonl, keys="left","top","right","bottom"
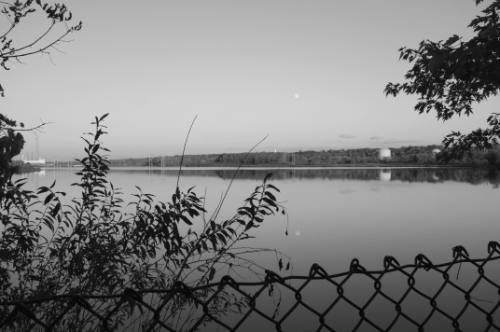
{"left": 378, "top": 148, "right": 391, "bottom": 160}
{"left": 21, "top": 156, "right": 46, "bottom": 166}
{"left": 25, "top": 159, "right": 46, "bottom": 166}
{"left": 432, "top": 148, "right": 441, "bottom": 155}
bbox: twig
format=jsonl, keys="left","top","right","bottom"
{"left": 11, "top": 21, "right": 56, "bottom": 54}
{"left": 4, "top": 121, "right": 51, "bottom": 132}
{"left": 209, "top": 134, "right": 269, "bottom": 222}
{"left": 4, "top": 28, "right": 74, "bottom": 59}
{"left": 176, "top": 115, "right": 197, "bottom": 190}
{"left": 0, "top": 22, "right": 15, "bottom": 40}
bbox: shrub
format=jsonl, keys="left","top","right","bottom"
{"left": 0, "top": 114, "right": 287, "bottom": 330}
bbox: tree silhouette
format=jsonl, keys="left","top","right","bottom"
{"left": 385, "top": 0, "right": 500, "bottom": 159}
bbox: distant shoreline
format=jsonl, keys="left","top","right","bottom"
{"left": 47, "top": 144, "right": 500, "bottom": 169}
{"left": 12, "top": 161, "right": 41, "bottom": 173}
{"left": 108, "top": 146, "right": 448, "bottom": 168}
{"left": 105, "top": 164, "right": 470, "bottom": 170}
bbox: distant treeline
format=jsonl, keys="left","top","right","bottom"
{"left": 11, "top": 160, "right": 40, "bottom": 173}
{"left": 110, "top": 145, "right": 500, "bottom": 168}
{"left": 111, "top": 145, "right": 448, "bottom": 168}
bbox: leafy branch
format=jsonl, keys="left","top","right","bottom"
{"left": 385, "top": 0, "right": 500, "bottom": 159}
{"left": 0, "top": 113, "right": 288, "bottom": 330}
{"left": 0, "top": 0, "right": 81, "bottom": 96}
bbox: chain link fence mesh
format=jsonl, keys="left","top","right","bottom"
{"left": 2, "top": 242, "right": 500, "bottom": 331}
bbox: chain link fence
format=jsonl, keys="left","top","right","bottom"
{"left": 2, "top": 242, "right": 500, "bottom": 331}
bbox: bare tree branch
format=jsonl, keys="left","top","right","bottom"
{"left": 9, "top": 20, "right": 56, "bottom": 54}
{"left": 5, "top": 121, "right": 50, "bottom": 132}
{"left": 0, "top": 21, "right": 15, "bottom": 40}
{"left": 3, "top": 28, "right": 73, "bottom": 59}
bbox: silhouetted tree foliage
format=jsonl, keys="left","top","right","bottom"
{"left": 0, "top": 0, "right": 81, "bottom": 96}
{"left": 0, "top": 114, "right": 288, "bottom": 330}
{"left": 0, "top": 114, "right": 24, "bottom": 175}
{"left": 385, "top": 0, "right": 500, "bottom": 159}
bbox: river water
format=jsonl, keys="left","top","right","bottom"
{"left": 24, "top": 166, "right": 500, "bottom": 273}
{"left": 21, "top": 166, "right": 500, "bottom": 331}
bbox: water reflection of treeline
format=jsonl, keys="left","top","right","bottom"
{"left": 114, "top": 168, "right": 500, "bottom": 186}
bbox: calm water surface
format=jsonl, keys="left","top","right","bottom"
{"left": 24, "top": 167, "right": 500, "bottom": 274}
{"left": 21, "top": 167, "right": 500, "bottom": 330}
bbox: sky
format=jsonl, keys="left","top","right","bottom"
{"left": 3, "top": 0, "right": 499, "bottom": 160}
